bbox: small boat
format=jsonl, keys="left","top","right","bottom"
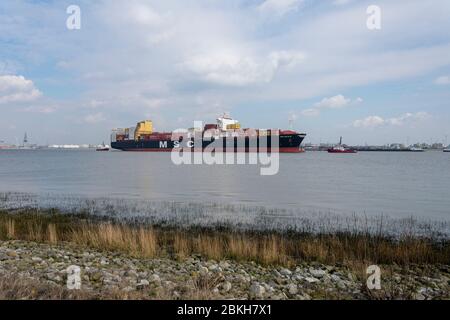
{"left": 444, "top": 148, "right": 450, "bottom": 153}
{"left": 408, "top": 147, "right": 424, "bottom": 152}
{"left": 328, "top": 137, "right": 357, "bottom": 153}
{"left": 96, "top": 142, "right": 110, "bottom": 151}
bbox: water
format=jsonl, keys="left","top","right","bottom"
{"left": 0, "top": 149, "right": 449, "bottom": 236}
{"left": 0, "top": 149, "right": 449, "bottom": 220}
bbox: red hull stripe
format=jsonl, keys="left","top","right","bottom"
{"left": 119, "top": 147, "right": 304, "bottom": 153}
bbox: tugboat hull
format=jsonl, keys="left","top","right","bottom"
{"left": 327, "top": 149, "right": 357, "bottom": 153}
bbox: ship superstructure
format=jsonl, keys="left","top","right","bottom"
{"left": 111, "top": 114, "right": 306, "bottom": 153}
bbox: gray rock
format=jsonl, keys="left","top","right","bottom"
{"left": 185, "top": 257, "right": 195, "bottom": 264}
{"left": 293, "top": 274, "right": 305, "bottom": 281}
{"left": 209, "top": 264, "right": 222, "bottom": 273}
{"left": 309, "top": 268, "right": 326, "bottom": 278}
{"left": 236, "top": 274, "right": 250, "bottom": 283}
{"left": 273, "top": 270, "right": 282, "bottom": 277}
{"left": 288, "top": 283, "right": 298, "bottom": 295}
{"left": 221, "top": 281, "right": 232, "bottom": 292}
{"left": 305, "top": 277, "right": 319, "bottom": 283}
{"left": 31, "top": 256, "right": 43, "bottom": 263}
{"left": 280, "top": 268, "right": 292, "bottom": 276}
{"left": 249, "top": 283, "right": 266, "bottom": 298}
{"left": 6, "top": 251, "right": 18, "bottom": 258}
{"left": 46, "top": 273, "right": 62, "bottom": 282}
{"left": 163, "top": 280, "right": 176, "bottom": 289}
{"left": 298, "top": 293, "right": 312, "bottom": 300}
{"left": 136, "top": 279, "right": 150, "bottom": 288}
{"left": 149, "top": 274, "right": 161, "bottom": 283}
{"left": 414, "top": 293, "right": 426, "bottom": 300}
{"left": 126, "top": 270, "right": 138, "bottom": 278}
{"left": 330, "top": 274, "right": 341, "bottom": 282}
{"left": 199, "top": 266, "right": 209, "bottom": 275}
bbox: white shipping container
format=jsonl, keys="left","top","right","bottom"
{"left": 128, "top": 127, "right": 136, "bottom": 140}
{"left": 111, "top": 128, "right": 126, "bottom": 142}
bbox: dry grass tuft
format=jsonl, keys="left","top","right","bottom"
{"left": 47, "top": 224, "right": 58, "bottom": 244}
{"left": 68, "top": 223, "right": 158, "bottom": 258}
{"left": 6, "top": 219, "right": 15, "bottom": 239}
{"left": 0, "top": 210, "right": 448, "bottom": 267}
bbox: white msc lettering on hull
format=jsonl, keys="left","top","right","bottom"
{"left": 159, "top": 141, "right": 168, "bottom": 148}
{"left": 170, "top": 121, "right": 280, "bottom": 176}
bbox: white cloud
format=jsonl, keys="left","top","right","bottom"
{"left": 183, "top": 50, "right": 304, "bottom": 87}
{"left": 353, "top": 115, "right": 385, "bottom": 128}
{"left": 353, "top": 112, "right": 430, "bottom": 128}
{"left": 333, "top": 0, "right": 352, "bottom": 5}
{"left": 0, "top": 75, "right": 42, "bottom": 104}
{"left": 129, "top": 4, "right": 163, "bottom": 26}
{"left": 434, "top": 76, "right": 450, "bottom": 85}
{"left": 258, "top": 0, "right": 303, "bottom": 17}
{"left": 183, "top": 53, "right": 270, "bottom": 86}
{"left": 269, "top": 50, "right": 305, "bottom": 69}
{"left": 23, "top": 105, "right": 57, "bottom": 114}
{"left": 387, "top": 112, "right": 430, "bottom": 125}
{"left": 84, "top": 113, "right": 106, "bottom": 124}
{"left": 314, "top": 94, "right": 351, "bottom": 109}
{"left": 86, "top": 99, "right": 105, "bottom": 109}
{"left": 300, "top": 108, "right": 320, "bottom": 117}
{"left": 1, "top": 0, "right": 450, "bottom": 144}
{"left": 301, "top": 94, "right": 362, "bottom": 116}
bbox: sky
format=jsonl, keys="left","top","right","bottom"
{"left": 0, "top": 0, "right": 450, "bottom": 146}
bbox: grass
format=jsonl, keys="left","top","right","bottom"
{"left": 0, "top": 274, "right": 133, "bottom": 300}
{"left": 2, "top": 191, "right": 448, "bottom": 240}
{"left": 0, "top": 273, "right": 219, "bottom": 300}
{"left": 0, "top": 209, "right": 448, "bottom": 267}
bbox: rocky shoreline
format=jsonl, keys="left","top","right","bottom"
{"left": 0, "top": 240, "right": 448, "bottom": 300}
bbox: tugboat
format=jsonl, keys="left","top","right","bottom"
{"left": 96, "top": 142, "right": 110, "bottom": 151}
{"left": 328, "top": 137, "right": 357, "bottom": 153}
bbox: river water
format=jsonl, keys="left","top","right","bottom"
{"left": 0, "top": 149, "right": 449, "bottom": 235}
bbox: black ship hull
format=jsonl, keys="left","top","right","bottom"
{"left": 112, "top": 134, "right": 306, "bottom": 153}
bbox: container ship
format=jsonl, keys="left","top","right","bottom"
{"left": 111, "top": 115, "right": 306, "bottom": 153}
